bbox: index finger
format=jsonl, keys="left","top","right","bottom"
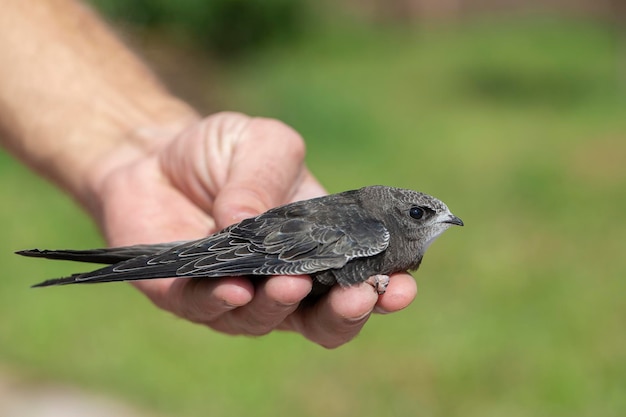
{"left": 375, "top": 272, "right": 418, "bottom": 313}
{"left": 213, "top": 117, "right": 325, "bottom": 228}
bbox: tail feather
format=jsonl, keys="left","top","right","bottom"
{"left": 28, "top": 253, "right": 189, "bottom": 287}
{"left": 31, "top": 273, "right": 90, "bottom": 288}
{"left": 18, "top": 242, "right": 187, "bottom": 288}
{"left": 16, "top": 243, "right": 181, "bottom": 265}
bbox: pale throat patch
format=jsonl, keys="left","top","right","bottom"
{"left": 421, "top": 212, "right": 454, "bottom": 252}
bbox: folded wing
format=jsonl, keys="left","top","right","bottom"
{"left": 29, "top": 198, "right": 390, "bottom": 287}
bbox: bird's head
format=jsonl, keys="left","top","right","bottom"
{"left": 359, "top": 186, "right": 463, "bottom": 254}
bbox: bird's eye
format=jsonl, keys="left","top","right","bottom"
{"left": 409, "top": 206, "right": 424, "bottom": 220}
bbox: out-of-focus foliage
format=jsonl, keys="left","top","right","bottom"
{"left": 2, "top": 5, "right": 625, "bottom": 417}
{"left": 89, "top": 0, "right": 308, "bottom": 56}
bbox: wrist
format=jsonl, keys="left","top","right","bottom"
{"left": 0, "top": 0, "right": 201, "bottom": 219}
{"left": 78, "top": 100, "right": 200, "bottom": 218}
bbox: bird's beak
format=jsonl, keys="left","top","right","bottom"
{"left": 443, "top": 214, "right": 464, "bottom": 226}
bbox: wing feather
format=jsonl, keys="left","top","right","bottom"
{"left": 38, "top": 194, "right": 391, "bottom": 284}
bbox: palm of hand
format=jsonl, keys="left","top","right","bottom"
{"left": 92, "top": 112, "right": 416, "bottom": 348}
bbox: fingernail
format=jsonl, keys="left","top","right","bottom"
{"left": 345, "top": 310, "right": 372, "bottom": 323}
{"left": 373, "top": 306, "right": 391, "bottom": 315}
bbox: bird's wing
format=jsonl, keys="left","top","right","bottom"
{"left": 174, "top": 211, "right": 390, "bottom": 276}
{"left": 33, "top": 202, "right": 390, "bottom": 286}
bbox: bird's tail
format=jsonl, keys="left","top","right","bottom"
{"left": 17, "top": 242, "right": 185, "bottom": 288}
{"left": 16, "top": 242, "right": 181, "bottom": 265}
{"left": 30, "top": 273, "right": 93, "bottom": 288}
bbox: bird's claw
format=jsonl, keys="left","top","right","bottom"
{"left": 365, "top": 274, "right": 390, "bottom": 295}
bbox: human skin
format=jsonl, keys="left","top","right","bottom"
{"left": 0, "top": 0, "right": 417, "bottom": 348}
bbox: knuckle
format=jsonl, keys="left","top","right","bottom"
{"left": 236, "top": 314, "right": 276, "bottom": 336}
{"left": 249, "top": 117, "right": 307, "bottom": 161}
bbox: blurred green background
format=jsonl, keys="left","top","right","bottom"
{"left": 1, "top": 1, "right": 625, "bottom": 416}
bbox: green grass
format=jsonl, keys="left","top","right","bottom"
{"left": 2, "top": 17, "right": 625, "bottom": 417}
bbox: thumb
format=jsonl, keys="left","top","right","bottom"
{"left": 212, "top": 117, "right": 310, "bottom": 228}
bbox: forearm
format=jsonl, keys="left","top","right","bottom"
{"left": 0, "top": 0, "right": 198, "bottom": 212}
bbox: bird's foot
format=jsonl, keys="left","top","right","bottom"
{"left": 365, "top": 274, "right": 390, "bottom": 295}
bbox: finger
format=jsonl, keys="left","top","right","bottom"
{"left": 290, "top": 168, "right": 327, "bottom": 201}
{"left": 159, "top": 112, "right": 254, "bottom": 214}
{"left": 211, "top": 275, "right": 313, "bottom": 336}
{"left": 374, "top": 272, "right": 418, "bottom": 314}
{"left": 283, "top": 283, "right": 379, "bottom": 349}
{"left": 212, "top": 117, "right": 309, "bottom": 227}
{"left": 134, "top": 277, "right": 256, "bottom": 325}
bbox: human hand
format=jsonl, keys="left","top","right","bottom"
{"left": 90, "top": 112, "right": 417, "bottom": 348}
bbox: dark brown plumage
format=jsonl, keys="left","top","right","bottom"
{"left": 18, "top": 186, "right": 463, "bottom": 293}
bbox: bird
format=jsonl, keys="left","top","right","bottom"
{"left": 17, "top": 185, "right": 463, "bottom": 294}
